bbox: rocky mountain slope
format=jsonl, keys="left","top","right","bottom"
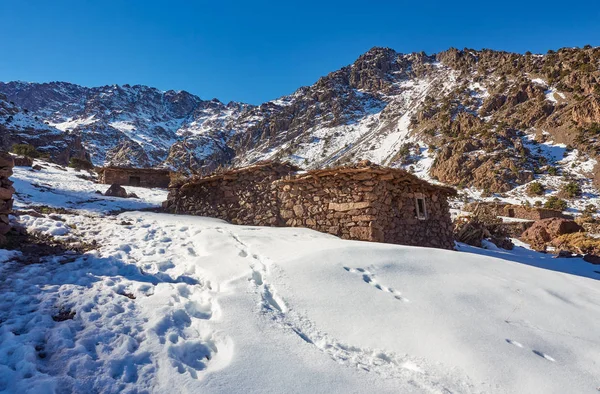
{"left": 0, "top": 82, "right": 251, "bottom": 170}
{"left": 2, "top": 46, "right": 600, "bottom": 204}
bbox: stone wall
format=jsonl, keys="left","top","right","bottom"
{"left": 464, "top": 202, "right": 570, "bottom": 220}
{"left": 98, "top": 167, "right": 171, "bottom": 188}
{"left": 276, "top": 170, "right": 455, "bottom": 249}
{"left": 0, "top": 152, "right": 14, "bottom": 245}
{"left": 165, "top": 161, "right": 456, "bottom": 249}
{"left": 164, "top": 162, "right": 299, "bottom": 226}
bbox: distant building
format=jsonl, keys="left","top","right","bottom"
{"left": 164, "top": 161, "right": 457, "bottom": 249}
{"left": 464, "top": 202, "right": 572, "bottom": 221}
{"left": 97, "top": 167, "right": 171, "bottom": 188}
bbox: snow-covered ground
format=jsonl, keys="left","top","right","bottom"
{"left": 1, "top": 163, "right": 600, "bottom": 393}
{"left": 12, "top": 162, "right": 167, "bottom": 214}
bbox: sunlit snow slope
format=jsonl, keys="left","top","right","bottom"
{"left": 0, "top": 163, "right": 599, "bottom": 393}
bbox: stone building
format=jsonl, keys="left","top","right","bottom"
{"left": 97, "top": 167, "right": 171, "bottom": 188}
{"left": 164, "top": 162, "right": 300, "bottom": 226}
{"left": 464, "top": 202, "right": 571, "bottom": 221}
{"left": 0, "top": 152, "right": 14, "bottom": 245}
{"left": 164, "top": 161, "right": 457, "bottom": 249}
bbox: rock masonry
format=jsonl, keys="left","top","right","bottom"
{"left": 464, "top": 201, "right": 571, "bottom": 221}
{"left": 0, "top": 152, "right": 14, "bottom": 245}
{"left": 164, "top": 161, "right": 457, "bottom": 249}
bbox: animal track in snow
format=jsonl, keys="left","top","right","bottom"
{"left": 344, "top": 267, "right": 409, "bottom": 303}
{"left": 505, "top": 339, "right": 556, "bottom": 362}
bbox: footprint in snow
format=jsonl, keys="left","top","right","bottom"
{"left": 505, "top": 339, "right": 555, "bottom": 362}
{"left": 344, "top": 267, "right": 409, "bottom": 302}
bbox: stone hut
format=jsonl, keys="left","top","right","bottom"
{"left": 165, "top": 161, "right": 457, "bottom": 249}
{"left": 464, "top": 202, "right": 572, "bottom": 221}
{"left": 164, "top": 162, "right": 301, "bottom": 226}
{"left": 97, "top": 167, "right": 171, "bottom": 188}
{"left": 0, "top": 152, "right": 14, "bottom": 245}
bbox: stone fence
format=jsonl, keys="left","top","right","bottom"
{"left": 0, "top": 152, "right": 14, "bottom": 245}
{"left": 464, "top": 202, "right": 571, "bottom": 221}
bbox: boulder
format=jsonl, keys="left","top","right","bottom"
{"left": 583, "top": 254, "right": 600, "bottom": 265}
{"left": 104, "top": 184, "right": 129, "bottom": 198}
{"left": 0, "top": 152, "right": 14, "bottom": 168}
{"left": 13, "top": 156, "right": 33, "bottom": 167}
{"left": 520, "top": 218, "right": 583, "bottom": 250}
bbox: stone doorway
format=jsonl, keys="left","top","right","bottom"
{"left": 128, "top": 176, "right": 141, "bottom": 186}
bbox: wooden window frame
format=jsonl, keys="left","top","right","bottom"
{"left": 415, "top": 196, "right": 427, "bottom": 220}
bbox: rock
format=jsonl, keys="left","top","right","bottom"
{"left": 104, "top": 184, "right": 129, "bottom": 198}
{"left": 0, "top": 152, "right": 14, "bottom": 168}
{"left": 583, "top": 254, "right": 600, "bottom": 265}
{"left": 0, "top": 222, "right": 11, "bottom": 235}
{"left": 490, "top": 236, "right": 514, "bottom": 250}
{"left": 554, "top": 250, "right": 573, "bottom": 258}
{"left": 328, "top": 201, "right": 371, "bottom": 212}
{"left": 31, "top": 164, "right": 43, "bottom": 171}
{"left": 13, "top": 156, "right": 33, "bottom": 167}
{"left": 0, "top": 167, "right": 13, "bottom": 178}
{"left": 127, "top": 192, "right": 139, "bottom": 199}
{"left": 520, "top": 218, "right": 583, "bottom": 250}
{"left": 12, "top": 209, "right": 43, "bottom": 218}
{"left": 0, "top": 186, "right": 15, "bottom": 200}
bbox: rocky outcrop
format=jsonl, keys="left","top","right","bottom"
{"left": 0, "top": 96, "right": 90, "bottom": 166}
{"left": 520, "top": 218, "right": 583, "bottom": 250}
{"left": 0, "top": 152, "right": 14, "bottom": 245}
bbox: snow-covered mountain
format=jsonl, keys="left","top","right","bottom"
{"left": 0, "top": 82, "right": 252, "bottom": 169}
{"left": 0, "top": 93, "right": 88, "bottom": 164}
{"left": 2, "top": 46, "right": 600, "bottom": 203}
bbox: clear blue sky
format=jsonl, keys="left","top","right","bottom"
{"left": 1, "top": 1, "right": 598, "bottom": 104}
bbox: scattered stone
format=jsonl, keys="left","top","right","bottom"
{"left": 31, "top": 164, "right": 43, "bottom": 171}
{"left": 520, "top": 218, "right": 584, "bottom": 251}
{"left": 554, "top": 250, "right": 574, "bottom": 258}
{"left": 118, "top": 292, "right": 136, "bottom": 300}
{"left": 52, "top": 308, "right": 76, "bottom": 322}
{"left": 13, "top": 155, "right": 33, "bottom": 167}
{"left": 583, "top": 254, "right": 600, "bottom": 265}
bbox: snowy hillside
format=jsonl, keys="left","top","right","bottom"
{"left": 1, "top": 162, "right": 599, "bottom": 393}
{"left": 0, "top": 82, "right": 251, "bottom": 169}
{"left": 3, "top": 46, "right": 600, "bottom": 210}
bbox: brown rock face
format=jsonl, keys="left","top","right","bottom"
{"left": 520, "top": 218, "right": 583, "bottom": 250}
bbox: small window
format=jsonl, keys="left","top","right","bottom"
{"left": 415, "top": 197, "right": 427, "bottom": 220}
{"left": 129, "top": 176, "right": 141, "bottom": 186}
